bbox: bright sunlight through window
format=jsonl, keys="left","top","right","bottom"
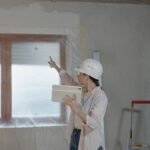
{"left": 11, "top": 42, "right": 60, "bottom": 117}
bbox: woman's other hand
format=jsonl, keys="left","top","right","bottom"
{"left": 63, "top": 95, "right": 79, "bottom": 113}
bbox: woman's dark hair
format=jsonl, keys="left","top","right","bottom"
{"left": 89, "top": 76, "right": 99, "bottom": 86}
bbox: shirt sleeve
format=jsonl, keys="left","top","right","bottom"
{"left": 65, "top": 112, "right": 74, "bottom": 144}
{"left": 86, "top": 92, "right": 108, "bottom": 129}
{"left": 59, "top": 69, "right": 78, "bottom": 86}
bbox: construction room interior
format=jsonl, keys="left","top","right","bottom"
{"left": 0, "top": 0, "right": 150, "bottom": 150}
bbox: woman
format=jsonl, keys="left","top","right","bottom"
{"left": 48, "top": 57, "right": 108, "bottom": 150}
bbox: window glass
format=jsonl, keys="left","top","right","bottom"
{"left": 11, "top": 42, "right": 60, "bottom": 117}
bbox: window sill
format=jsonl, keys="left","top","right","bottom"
{"left": 0, "top": 117, "right": 67, "bottom": 128}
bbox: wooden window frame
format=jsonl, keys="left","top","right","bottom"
{"left": 0, "top": 34, "right": 67, "bottom": 122}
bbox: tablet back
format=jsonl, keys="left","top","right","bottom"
{"left": 52, "top": 85, "right": 82, "bottom": 105}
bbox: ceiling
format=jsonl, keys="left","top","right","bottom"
{"left": 44, "top": 0, "right": 150, "bottom": 5}
{"left": 0, "top": 0, "right": 149, "bottom": 9}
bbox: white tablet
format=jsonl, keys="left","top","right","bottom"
{"left": 52, "top": 85, "right": 82, "bottom": 105}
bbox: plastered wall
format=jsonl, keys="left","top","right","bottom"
{"left": 0, "top": 1, "right": 150, "bottom": 150}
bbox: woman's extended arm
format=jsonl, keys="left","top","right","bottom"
{"left": 48, "top": 56, "right": 78, "bottom": 85}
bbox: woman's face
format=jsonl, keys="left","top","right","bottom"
{"left": 77, "top": 72, "right": 88, "bottom": 87}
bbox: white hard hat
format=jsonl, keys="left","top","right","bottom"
{"left": 76, "top": 58, "right": 103, "bottom": 80}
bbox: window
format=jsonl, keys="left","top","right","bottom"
{"left": 0, "top": 34, "right": 66, "bottom": 123}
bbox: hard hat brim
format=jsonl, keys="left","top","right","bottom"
{"left": 75, "top": 68, "right": 86, "bottom": 75}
